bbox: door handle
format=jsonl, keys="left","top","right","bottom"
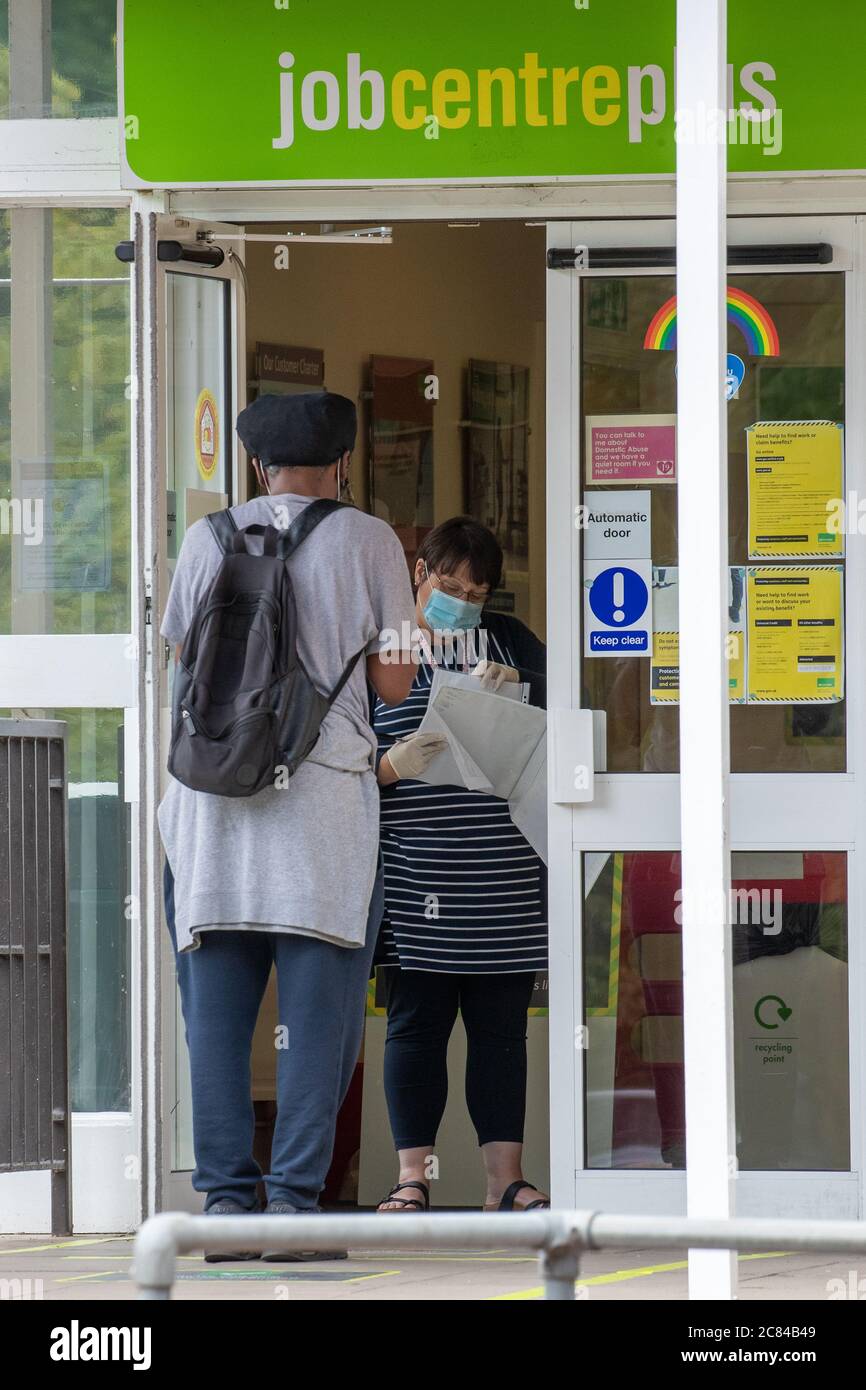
{"left": 550, "top": 708, "right": 600, "bottom": 804}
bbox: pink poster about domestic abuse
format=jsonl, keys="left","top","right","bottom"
{"left": 586, "top": 414, "right": 677, "bottom": 485}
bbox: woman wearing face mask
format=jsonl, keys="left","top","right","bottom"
{"left": 372, "top": 517, "right": 548, "bottom": 1215}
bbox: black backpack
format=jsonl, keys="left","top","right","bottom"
{"left": 168, "top": 498, "right": 362, "bottom": 798}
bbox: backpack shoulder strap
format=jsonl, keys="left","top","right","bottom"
{"left": 277, "top": 498, "right": 348, "bottom": 560}
{"left": 276, "top": 497, "right": 361, "bottom": 708}
{"left": 205, "top": 507, "right": 238, "bottom": 555}
{"left": 326, "top": 648, "right": 364, "bottom": 709}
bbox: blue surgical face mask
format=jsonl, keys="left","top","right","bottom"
{"left": 422, "top": 570, "right": 484, "bottom": 632}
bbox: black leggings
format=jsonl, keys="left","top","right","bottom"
{"left": 382, "top": 968, "right": 537, "bottom": 1149}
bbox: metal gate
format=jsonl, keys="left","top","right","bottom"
{"left": 0, "top": 718, "right": 71, "bottom": 1233}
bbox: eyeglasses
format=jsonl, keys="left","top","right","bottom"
{"left": 427, "top": 566, "right": 490, "bottom": 607}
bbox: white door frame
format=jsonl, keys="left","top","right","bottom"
{"left": 135, "top": 204, "right": 247, "bottom": 1217}
{"left": 0, "top": 204, "right": 139, "bottom": 1234}
{"left": 546, "top": 213, "right": 866, "bottom": 1218}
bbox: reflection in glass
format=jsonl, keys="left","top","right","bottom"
{"left": 62, "top": 708, "right": 131, "bottom": 1112}
{"left": 584, "top": 851, "right": 849, "bottom": 1171}
{"left": 0, "top": 4, "right": 6, "bottom": 119}
{"left": 0, "top": 1, "right": 117, "bottom": 119}
{"left": 1, "top": 208, "right": 130, "bottom": 636}
{"left": 165, "top": 272, "right": 230, "bottom": 556}
{"left": 0, "top": 708, "right": 132, "bottom": 1110}
{"left": 0, "top": 211, "right": 8, "bottom": 579}
{"left": 51, "top": 1, "right": 118, "bottom": 117}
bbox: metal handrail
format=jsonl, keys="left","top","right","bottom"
{"left": 132, "top": 1209, "right": 866, "bottom": 1300}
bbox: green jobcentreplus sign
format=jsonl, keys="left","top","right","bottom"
{"left": 119, "top": 0, "right": 866, "bottom": 188}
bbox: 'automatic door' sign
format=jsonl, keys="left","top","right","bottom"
{"left": 581, "top": 490, "right": 652, "bottom": 656}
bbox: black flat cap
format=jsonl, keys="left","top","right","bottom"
{"left": 236, "top": 391, "right": 356, "bottom": 467}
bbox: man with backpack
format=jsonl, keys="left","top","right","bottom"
{"left": 159, "top": 391, "right": 418, "bottom": 1259}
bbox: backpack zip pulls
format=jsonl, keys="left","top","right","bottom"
{"left": 168, "top": 498, "right": 362, "bottom": 798}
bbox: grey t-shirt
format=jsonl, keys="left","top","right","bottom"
{"left": 158, "top": 493, "right": 415, "bottom": 952}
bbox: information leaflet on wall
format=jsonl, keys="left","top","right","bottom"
{"left": 649, "top": 567, "right": 747, "bottom": 704}
{"left": 585, "top": 414, "right": 676, "bottom": 485}
{"left": 746, "top": 565, "right": 844, "bottom": 703}
{"left": 747, "top": 421, "right": 844, "bottom": 559}
{"left": 582, "top": 490, "right": 651, "bottom": 657}
{"left": 728, "top": 567, "right": 747, "bottom": 702}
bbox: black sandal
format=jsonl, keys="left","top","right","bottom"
{"left": 377, "top": 1180, "right": 430, "bottom": 1212}
{"left": 493, "top": 1180, "right": 550, "bottom": 1211}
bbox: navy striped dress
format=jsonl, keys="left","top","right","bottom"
{"left": 373, "top": 614, "right": 548, "bottom": 975}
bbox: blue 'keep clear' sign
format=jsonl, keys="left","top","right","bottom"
{"left": 586, "top": 564, "right": 650, "bottom": 653}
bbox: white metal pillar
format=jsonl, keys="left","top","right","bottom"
{"left": 675, "top": 1, "right": 737, "bottom": 1298}
{"left": 133, "top": 193, "right": 166, "bottom": 1223}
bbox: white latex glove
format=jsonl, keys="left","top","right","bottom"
{"left": 472, "top": 659, "right": 520, "bottom": 692}
{"left": 386, "top": 731, "right": 449, "bottom": 780}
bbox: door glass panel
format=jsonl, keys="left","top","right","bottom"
{"left": 583, "top": 850, "right": 849, "bottom": 1171}
{"left": 0, "top": 211, "right": 8, "bottom": 566}
{"left": 165, "top": 272, "right": 231, "bottom": 562}
{"left": 1, "top": 208, "right": 131, "bottom": 636}
{"left": 0, "top": 5, "right": 6, "bottom": 118}
{"left": 580, "top": 270, "right": 845, "bottom": 773}
{"left": 728, "top": 272, "right": 845, "bottom": 771}
{"left": 0, "top": 707, "right": 131, "bottom": 1110}
{"left": 164, "top": 269, "right": 231, "bottom": 1172}
{"left": 64, "top": 707, "right": 131, "bottom": 1111}
{"left": 581, "top": 276, "right": 677, "bottom": 772}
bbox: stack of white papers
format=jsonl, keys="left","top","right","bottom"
{"left": 415, "top": 669, "right": 548, "bottom": 862}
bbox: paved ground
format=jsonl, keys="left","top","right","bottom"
{"left": 0, "top": 1234, "right": 860, "bottom": 1300}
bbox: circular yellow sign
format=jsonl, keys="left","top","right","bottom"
{"left": 195, "top": 388, "right": 220, "bottom": 482}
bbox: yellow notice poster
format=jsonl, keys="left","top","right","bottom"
{"left": 650, "top": 566, "right": 679, "bottom": 704}
{"left": 650, "top": 568, "right": 747, "bottom": 705}
{"left": 747, "top": 566, "right": 844, "bottom": 704}
{"left": 650, "top": 628, "right": 680, "bottom": 704}
{"left": 747, "top": 421, "right": 844, "bottom": 559}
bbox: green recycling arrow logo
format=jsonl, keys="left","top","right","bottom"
{"left": 754, "top": 994, "right": 793, "bottom": 1030}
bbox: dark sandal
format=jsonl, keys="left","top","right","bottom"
{"left": 494, "top": 1180, "right": 550, "bottom": 1212}
{"left": 377, "top": 1180, "right": 430, "bottom": 1212}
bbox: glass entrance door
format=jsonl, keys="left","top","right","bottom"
{"left": 142, "top": 213, "right": 246, "bottom": 1213}
{"left": 547, "top": 215, "right": 863, "bottom": 1218}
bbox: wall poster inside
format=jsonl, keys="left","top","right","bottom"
{"left": 369, "top": 355, "right": 435, "bottom": 565}
{"left": 464, "top": 360, "right": 530, "bottom": 576}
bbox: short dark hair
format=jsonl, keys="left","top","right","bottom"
{"left": 415, "top": 516, "right": 503, "bottom": 594}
